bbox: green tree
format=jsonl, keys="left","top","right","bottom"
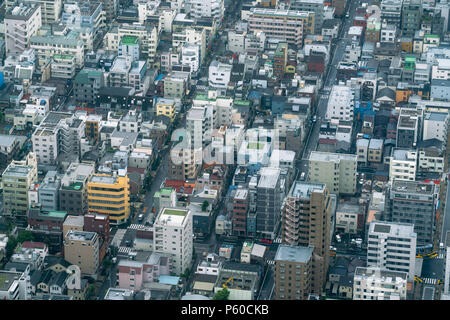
{"left": 202, "top": 200, "right": 209, "bottom": 212}
{"left": 5, "top": 237, "right": 17, "bottom": 258}
{"left": 87, "top": 284, "right": 96, "bottom": 299}
{"left": 213, "top": 288, "right": 230, "bottom": 300}
{"left": 181, "top": 268, "right": 190, "bottom": 278}
{"left": 16, "top": 230, "right": 34, "bottom": 244}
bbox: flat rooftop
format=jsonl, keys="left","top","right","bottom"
{"left": 391, "top": 180, "right": 436, "bottom": 195}
{"left": 66, "top": 230, "right": 96, "bottom": 242}
{"left": 275, "top": 245, "right": 314, "bottom": 264}
{"left": 354, "top": 267, "right": 408, "bottom": 280}
{"left": 309, "top": 151, "right": 357, "bottom": 162}
{"left": 290, "top": 181, "right": 325, "bottom": 199}
{"left": 369, "top": 221, "right": 416, "bottom": 238}
{"left": 90, "top": 175, "right": 118, "bottom": 185}
{"left": 258, "top": 167, "right": 281, "bottom": 189}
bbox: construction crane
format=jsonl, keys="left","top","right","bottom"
{"left": 222, "top": 277, "right": 234, "bottom": 289}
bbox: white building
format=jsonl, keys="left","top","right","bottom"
{"left": 423, "top": 112, "right": 448, "bottom": 142}
{"left": 356, "top": 138, "right": 369, "bottom": 163}
{"left": 181, "top": 44, "right": 200, "bottom": 74}
{"left": 186, "top": 106, "right": 214, "bottom": 149}
{"left": 389, "top": 148, "right": 417, "bottom": 182}
{"left": 152, "top": 207, "right": 193, "bottom": 275}
{"left": 353, "top": 267, "right": 408, "bottom": 300}
{"left": 432, "top": 58, "right": 450, "bottom": 80}
{"left": 0, "top": 269, "right": 31, "bottom": 300}
{"left": 367, "top": 221, "right": 417, "bottom": 280}
{"left": 187, "top": 0, "right": 224, "bottom": 22}
{"left": 5, "top": 3, "right": 42, "bottom": 55}
{"left": 208, "top": 60, "right": 232, "bottom": 90}
{"left": 326, "top": 85, "right": 355, "bottom": 121}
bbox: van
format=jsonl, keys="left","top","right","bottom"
{"left": 336, "top": 234, "right": 342, "bottom": 243}
{"left": 138, "top": 214, "right": 144, "bottom": 222}
{"left": 300, "top": 172, "right": 306, "bottom": 181}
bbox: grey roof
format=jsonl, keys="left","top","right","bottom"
{"left": 275, "top": 245, "right": 314, "bottom": 263}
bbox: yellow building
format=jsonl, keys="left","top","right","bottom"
{"left": 87, "top": 173, "right": 130, "bottom": 225}
{"left": 156, "top": 99, "right": 176, "bottom": 122}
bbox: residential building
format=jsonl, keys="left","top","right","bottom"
{"left": 208, "top": 60, "right": 232, "bottom": 90}
{"left": 5, "top": 3, "right": 42, "bottom": 55}
{"left": 2, "top": 152, "right": 38, "bottom": 219}
{"left": 152, "top": 207, "right": 193, "bottom": 275}
{"left": 87, "top": 172, "right": 130, "bottom": 225}
{"left": 256, "top": 167, "right": 284, "bottom": 240}
{"left": 274, "top": 245, "right": 314, "bottom": 300}
{"left": 386, "top": 180, "right": 439, "bottom": 247}
{"left": 367, "top": 221, "right": 417, "bottom": 280}
{"left": 389, "top": 148, "right": 417, "bottom": 182}
{"left": 308, "top": 151, "right": 357, "bottom": 195}
{"left": 64, "top": 230, "right": 99, "bottom": 275}
{"left": 118, "top": 36, "right": 140, "bottom": 62}
{"left": 326, "top": 85, "right": 355, "bottom": 122}
{"left": 368, "top": 139, "right": 384, "bottom": 163}
{"left": 0, "top": 270, "right": 31, "bottom": 300}
{"left": 51, "top": 55, "right": 76, "bottom": 79}
{"left": 38, "top": 171, "right": 61, "bottom": 211}
{"left": 248, "top": 8, "right": 315, "bottom": 47}
{"left": 289, "top": 0, "right": 324, "bottom": 34}
{"left": 59, "top": 163, "right": 95, "bottom": 215}
{"left": 401, "top": 0, "right": 422, "bottom": 37}
{"left": 281, "top": 181, "right": 332, "bottom": 294}
{"left": 73, "top": 69, "right": 105, "bottom": 105}
{"left": 335, "top": 202, "right": 363, "bottom": 235}
{"left": 353, "top": 267, "right": 408, "bottom": 300}
{"left": 187, "top": 0, "right": 224, "bottom": 23}
{"left": 214, "top": 262, "right": 261, "bottom": 300}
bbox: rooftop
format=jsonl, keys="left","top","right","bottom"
{"left": 258, "top": 167, "right": 281, "bottom": 189}
{"left": 290, "top": 181, "right": 326, "bottom": 199}
{"left": 309, "top": 151, "right": 357, "bottom": 162}
{"left": 275, "top": 245, "right": 314, "bottom": 263}
{"left": 369, "top": 221, "right": 416, "bottom": 238}
{"left": 391, "top": 180, "right": 436, "bottom": 195}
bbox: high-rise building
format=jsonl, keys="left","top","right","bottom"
{"left": 282, "top": 181, "right": 332, "bottom": 294}
{"left": 308, "top": 151, "right": 357, "bottom": 195}
{"left": 5, "top": 0, "right": 61, "bottom": 25}
{"left": 5, "top": 3, "right": 42, "bottom": 55}
{"left": 401, "top": 0, "right": 422, "bottom": 37}
{"left": 385, "top": 180, "right": 439, "bottom": 248}
{"left": 248, "top": 8, "right": 315, "bottom": 47}
{"left": 367, "top": 221, "right": 417, "bottom": 280}
{"left": 152, "top": 207, "right": 193, "bottom": 275}
{"left": 274, "top": 245, "right": 314, "bottom": 300}
{"left": 2, "top": 152, "right": 38, "bottom": 221}
{"left": 256, "top": 167, "right": 284, "bottom": 240}
{"left": 187, "top": 0, "right": 224, "bottom": 23}
{"left": 64, "top": 230, "right": 100, "bottom": 275}
{"left": 353, "top": 267, "right": 408, "bottom": 300}
{"left": 87, "top": 172, "right": 130, "bottom": 225}
{"left": 289, "top": 0, "right": 324, "bottom": 34}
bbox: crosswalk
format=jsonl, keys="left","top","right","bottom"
{"left": 266, "top": 260, "right": 275, "bottom": 265}
{"left": 128, "top": 224, "right": 146, "bottom": 230}
{"left": 274, "top": 237, "right": 282, "bottom": 244}
{"left": 423, "top": 278, "right": 438, "bottom": 285}
{"left": 118, "top": 246, "right": 133, "bottom": 254}
{"left": 438, "top": 253, "right": 444, "bottom": 259}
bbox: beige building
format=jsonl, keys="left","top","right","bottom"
{"left": 64, "top": 230, "right": 99, "bottom": 275}
{"left": 248, "top": 8, "right": 315, "bottom": 47}
{"left": 335, "top": 202, "right": 361, "bottom": 234}
{"left": 2, "top": 152, "right": 38, "bottom": 218}
{"left": 274, "top": 245, "right": 314, "bottom": 300}
{"left": 353, "top": 267, "right": 408, "bottom": 300}
{"left": 282, "top": 181, "right": 332, "bottom": 295}
{"left": 308, "top": 151, "right": 357, "bottom": 195}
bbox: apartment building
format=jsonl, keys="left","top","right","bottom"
{"left": 38, "top": 171, "right": 61, "bottom": 211}
{"left": 30, "top": 32, "right": 85, "bottom": 70}
{"left": 103, "top": 24, "right": 159, "bottom": 64}
{"left": 396, "top": 109, "right": 421, "bottom": 148}
{"left": 118, "top": 36, "right": 140, "bottom": 62}
{"left": 187, "top": 0, "right": 224, "bottom": 23}
{"left": 401, "top": 0, "right": 422, "bottom": 37}
{"left": 432, "top": 58, "right": 450, "bottom": 80}
{"left": 155, "top": 98, "right": 177, "bottom": 122}
{"left": 152, "top": 207, "right": 193, "bottom": 275}
{"left": 87, "top": 172, "right": 130, "bottom": 225}
{"left": 274, "top": 245, "right": 314, "bottom": 300}
{"left": 61, "top": 0, "right": 104, "bottom": 42}
{"left": 186, "top": 105, "right": 214, "bottom": 149}
{"left": 380, "top": 0, "right": 403, "bottom": 27}
{"left": 256, "top": 167, "right": 284, "bottom": 240}
{"left": 32, "top": 112, "right": 84, "bottom": 165}
{"left": 282, "top": 181, "right": 331, "bottom": 294}
{"left": 386, "top": 180, "right": 439, "bottom": 248}
{"left": 389, "top": 148, "right": 417, "bottom": 182}
{"left": 164, "top": 71, "right": 190, "bottom": 99}
{"left": 289, "top": 0, "right": 324, "bottom": 34}
{"left": 248, "top": 8, "right": 315, "bottom": 47}
{"left": 64, "top": 230, "right": 99, "bottom": 275}
{"left": 73, "top": 69, "right": 105, "bottom": 105}
{"left": 5, "top": 0, "right": 62, "bottom": 25}
{"left": 5, "top": 3, "right": 42, "bottom": 55}
{"left": 308, "top": 151, "right": 357, "bottom": 196}
{"left": 172, "top": 27, "right": 206, "bottom": 63}
{"left": 59, "top": 162, "right": 95, "bottom": 215}
{"left": 367, "top": 221, "right": 417, "bottom": 280}
{"left": 2, "top": 153, "right": 38, "bottom": 218}
{"left": 51, "top": 55, "right": 76, "bottom": 79}
{"left": 326, "top": 85, "right": 355, "bottom": 122}
{"left": 368, "top": 139, "right": 383, "bottom": 163}
{"left": 0, "top": 270, "right": 31, "bottom": 300}
{"left": 181, "top": 44, "right": 200, "bottom": 74}
{"left": 232, "top": 188, "right": 249, "bottom": 237}
{"left": 208, "top": 60, "right": 232, "bottom": 90}
{"left": 353, "top": 267, "right": 408, "bottom": 300}
{"left": 423, "top": 112, "right": 449, "bottom": 142}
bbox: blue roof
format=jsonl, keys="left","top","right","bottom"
{"left": 248, "top": 91, "right": 260, "bottom": 99}
{"left": 155, "top": 74, "right": 165, "bottom": 82}
{"left": 158, "top": 275, "right": 180, "bottom": 285}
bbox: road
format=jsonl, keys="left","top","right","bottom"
{"left": 297, "top": 0, "right": 359, "bottom": 179}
